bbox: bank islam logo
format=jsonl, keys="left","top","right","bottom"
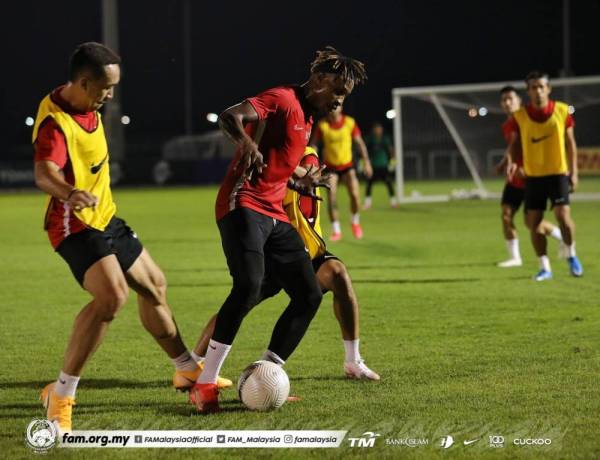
{"left": 25, "top": 419, "right": 57, "bottom": 453}
{"left": 440, "top": 435, "right": 454, "bottom": 449}
{"left": 348, "top": 431, "right": 381, "bottom": 448}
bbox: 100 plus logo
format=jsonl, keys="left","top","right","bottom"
{"left": 348, "top": 432, "right": 381, "bottom": 448}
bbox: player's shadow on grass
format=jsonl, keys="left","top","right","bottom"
{"left": 348, "top": 262, "right": 493, "bottom": 270}
{"left": 353, "top": 277, "right": 480, "bottom": 284}
{"left": 0, "top": 379, "right": 167, "bottom": 390}
{"left": 165, "top": 399, "right": 247, "bottom": 416}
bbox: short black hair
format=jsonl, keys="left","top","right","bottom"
{"left": 525, "top": 70, "right": 550, "bottom": 86}
{"left": 500, "top": 85, "right": 519, "bottom": 96}
{"left": 310, "top": 46, "right": 367, "bottom": 87}
{"left": 69, "top": 42, "right": 121, "bottom": 82}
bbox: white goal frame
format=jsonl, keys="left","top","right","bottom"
{"left": 391, "top": 75, "right": 600, "bottom": 203}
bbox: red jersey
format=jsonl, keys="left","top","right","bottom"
{"left": 34, "top": 86, "right": 97, "bottom": 248}
{"left": 297, "top": 154, "right": 320, "bottom": 222}
{"left": 215, "top": 86, "right": 313, "bottom": 222}
{"left": 501, "top": 119, "right": 525, "bottom": 189}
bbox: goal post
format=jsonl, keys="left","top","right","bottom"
{"left": 391, "top": 75, "right": 600, "bottom": 203}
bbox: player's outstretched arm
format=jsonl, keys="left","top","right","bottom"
{"left": 354, "top": 135, "right": 372, "bottom": 178}
{"left": 218, "top": 101, "right": 266, "bottom": 175}
{"left": 34, "top": 160, "right": 98, "bottom": 210}
{"left": 565, "top": 126, "right": 578, "bottom": 191}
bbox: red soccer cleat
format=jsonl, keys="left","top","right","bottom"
{"left": 329, "top": 231, "right": 342, "bottom": 241}
{"left": 189, "top": 383, "right": 220, "bottom": 413}
{"left": 351, "top": 223, "right": 363, "bottom": 239}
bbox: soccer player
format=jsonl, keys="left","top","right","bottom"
{"left": 33, "top": 43, "right": 200, "bottom": 433}
{"left": 505, "top": 71, "right": 583, "bottom": 280}
{"left": 363, "top": 122, "right": 396, "bottom": 209}
{"left": 496, "top": 86, "right": 564, "bottom": 267}
{"left": 190, "top": 47, "right": 368, "bottom": 413}
{"left": 187, "top": 148, "right": 380, "bottom": 384}
{"left": 310, "top": 105, "right": 373, "bottom": 240}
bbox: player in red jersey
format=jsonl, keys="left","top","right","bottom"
{"left": 495, "top": 86, "right": 564, "bottom": 268}
{"left": 190, "top": 47, "right": 367, "bottom": 413}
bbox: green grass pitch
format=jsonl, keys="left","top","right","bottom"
{"left": 1, "top": 181, "right": 599, "bottom": 459}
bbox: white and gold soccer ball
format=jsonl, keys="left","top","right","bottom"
{"left": 237, "top": 360, "right": 290, "bottom": 411}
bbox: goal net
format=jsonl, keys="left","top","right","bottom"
{"left": 391, "top": 75, "right": 600, "bottom": 202}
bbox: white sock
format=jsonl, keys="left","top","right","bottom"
{"left": 567, "top": 242, "right": 576, "bottom": 257}
{"left": 539, "top": 255, "right": 551, "bottom": 272}
{"left": 261, "top": 350, "right": 285, "bottom": 366}
{"left": 55, "top": 371, "right": 80, "bottom": 398}
{"left": 390, "top": 197, "right": 398, "bottom": 206}
{"left": 351, "top": 213, "right": 360, "bottom": 225}
{"left": 190, "top": 350, "right": 204, "bottom": 363}
{"left": 364, "top": 196, "right": 372, "bottom": 206}
{"left": 343, "top": 339, "right": 361, "bottom": 363}
{"left": 171, "top": 350, "right": 198, "bottom": 371}
{"left": 506, "top": 238, "right": 521, "bottom": 260}
{"left": 197, "top": 339, "right": 231, "bottom": 384}
{"left": 550, "top": 226, "right": 563, "bottom": 241}
{"left": 332, "top": 221, "right": 341, "bottom": 234}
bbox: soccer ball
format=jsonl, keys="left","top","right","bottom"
{"left": 237, "top": 360, "right": 290, "bottom": 411}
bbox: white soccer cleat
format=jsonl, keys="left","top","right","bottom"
{"left": 344, "top": 360, "right": 380, "bottom": 381}
{"left": 497, "top": 258, "right": 523, "bottom": 268}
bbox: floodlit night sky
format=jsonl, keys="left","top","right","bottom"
{"left": 3, "top": 0, "right": 600, "bottom": 148}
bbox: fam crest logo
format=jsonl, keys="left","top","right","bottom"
{"left": 348, "top": 431, "right": 381, "bottom": 448}
{"left": 25, "top": 419, "right": 57, "bottom": 453}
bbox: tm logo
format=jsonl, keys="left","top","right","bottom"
{"left": 348, "top": 432, "right": 381, "bottom": 448}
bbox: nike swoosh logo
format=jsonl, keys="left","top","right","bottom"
{"left": 209, "top": 344, "right": 216, "bottom": 350}
{"left": 531, "top": 134, "right": 552, "bottom": 143}
{"left": 59, "top": 379, "right": 66, "bottom": 385}
{"left": 90, "top": 154, "right": 108, "bottom": 174}
{"left": 463, "top": 439, "right": 479, "bottom": 445}
{"left": 293, "top": 124, "right": 305, "bottom": 131}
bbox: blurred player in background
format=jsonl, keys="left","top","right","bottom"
{"left": 33, "top": 43, "right": 199, "bottom": 433}
{"left": 363, "top": 122, "right": 396, "bottom": 209}
{"left": 310, "top": 105, "right": 373, "bottom": 240}
{"left": 506, "top": 72, "right": 583, "bottom": 280}
{"left": 495, "top": 86, "right": 564, "bottom": 268}
{"left": 190, "top": 47, "right": 367, "bottom": 413}
{"left": 188, "top": 147, "right": 380, "bottom": 386}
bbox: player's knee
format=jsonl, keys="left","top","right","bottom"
{"left": 147, "top": 271, "right": 168, "bottom": 303}
{"left": 232, "top": 273, "right": 263, "bottom": 308}
{"left": 93, "top": 285, "right": 129, "bottom": 321}
{"left": 304, "top": 283, "right": 323, "bottom": 314}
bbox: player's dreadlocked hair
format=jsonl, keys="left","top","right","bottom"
{"left": 310, "top": 46, "right": 367, "bottom": 86}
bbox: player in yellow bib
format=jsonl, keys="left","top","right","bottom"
{"left": 311, "top": 105, "right": 373, "bottom": 240}
{"left": 506, "top": 71, "right": 583, "bottom": 281}
{"left": 33, "top": 43, "right": 206, "bottom": 434}
{"left": 188, "top": 147, "right": 380, "bottom": 382}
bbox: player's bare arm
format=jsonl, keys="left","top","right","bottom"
{"left": 34, "top": 160, "right": 98, "bottom": 210}
{"left": 565, "top": 126, "right": 578, "bottom": 191}
{"left": 506, "top": 131, "right": 522, "bottom": 181}
{"left": 218, "top": 101, "right": 266, "bottom": 174}
{"left": 354, "top": 135, "right": 373, "bottom": 178}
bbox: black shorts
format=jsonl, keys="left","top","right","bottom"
{"left": 312, "top": 251, "right": 341, "bottom": 273}
{"left": 501, "top": 183, "right": 525, "bottom": 211}
{"left": 525, "top": 175, "right": 570, "bottom": 211}
{"left": 328, "top": 165, "right": 354, "bottom": 177}
{"left": 218, "top": 206, "right": 309, "bottom": 268}
{"left": 56, "top": 216, "right": 143, "bottom": 287}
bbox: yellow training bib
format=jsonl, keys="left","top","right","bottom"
{"left": 513, "top": 101, "right": 569, "bottom": 177}
{"left": 318, "top": 116, "right": 356, "bottom": 169}
{"left": 283, "top": 147, "right": 327, "bottom": 260}
{"left": 32, "top": 94, "right": 116, "bottom": 231}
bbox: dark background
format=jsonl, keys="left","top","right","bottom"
{"left": 3, "top": 0, "right": 599, "bottom": 181}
